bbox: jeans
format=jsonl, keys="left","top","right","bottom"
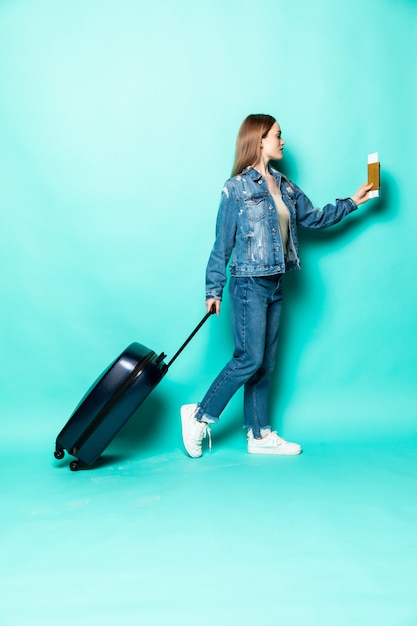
{"left": 195, "top": 274, "right": 283, "bottom": 439}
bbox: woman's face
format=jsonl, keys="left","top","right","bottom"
{"left": 261, "top": 122, "right": 285, "bottom": 161}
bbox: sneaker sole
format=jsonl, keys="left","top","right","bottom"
{"left": 247, "top": 444, "right": 302, "bottom": 456}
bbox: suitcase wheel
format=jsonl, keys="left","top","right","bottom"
{"left": 70, "top": 460, "right": 80, "bottom": 472}
{"left": 54, "top": 448, "right": 65, "bottom": 460}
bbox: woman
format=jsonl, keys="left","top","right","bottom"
{"left": 181, "top": 114, "right": 373, "bottom": 458}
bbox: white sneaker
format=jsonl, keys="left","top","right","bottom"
{"left": 180, "top": 404, "right": 211, "bottom": 458}
{"left": 248, "top": 430, "right": 302, "bottom": 455}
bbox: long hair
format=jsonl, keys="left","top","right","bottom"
{"left": 231, "top": 114, "right": 276, "bottom": 177}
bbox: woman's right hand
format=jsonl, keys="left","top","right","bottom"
{"left": 351, "top": 182, "right": 374, "bottom": 206}
{"left": 206, "top": 298, "right": 221, "bottom": 315}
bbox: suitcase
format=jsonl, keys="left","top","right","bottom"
{"left": 54, "top": 307, "right": 214, "bottom": 470}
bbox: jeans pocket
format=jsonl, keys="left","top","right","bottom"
{"left": 229, "top": 276, "right": 239, "bottom": 297}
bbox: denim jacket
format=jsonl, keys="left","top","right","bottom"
{"left": 205, "top": 165, "right": 358, "bottom": 300}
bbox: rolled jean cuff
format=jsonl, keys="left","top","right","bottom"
{"left": 195, "top": 405, "right": 219, "bottom": 424}
{"left": 246, "top": 426, "right": 272, "bottom": 439}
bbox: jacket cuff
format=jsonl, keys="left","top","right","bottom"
{"left": 205, "top": 292, "right": 222, "bottom": 301}
{"left": 337, "top": 197, "right": 358, "bottom": 212}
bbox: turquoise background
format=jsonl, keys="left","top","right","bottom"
{"left": 1, "top": 0, "right": 416, "bottom": 445}
{"left": 1, "top": 3, "right": 417, "bottom": 626}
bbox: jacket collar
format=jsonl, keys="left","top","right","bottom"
{"left": 240, "top": 165, "right": 282, "bottom": 184}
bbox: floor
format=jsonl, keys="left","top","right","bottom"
{"left": 2, "top": 428, "right": 417, "bottom": 626}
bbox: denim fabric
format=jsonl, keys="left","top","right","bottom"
{"left": 205, "top": 166, "right": 357, "bottom": 301}
{"left": 195, "top": 274, "right": 283, "bottom": 438}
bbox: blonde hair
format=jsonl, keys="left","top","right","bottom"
{"left": 231, "top": 114, "right": 276, "bottom": 177}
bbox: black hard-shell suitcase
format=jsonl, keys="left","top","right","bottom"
{"left": 54, "top": 308, "right": 214, "bottom": 470}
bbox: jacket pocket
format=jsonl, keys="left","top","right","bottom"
{"left": 244, "top": 196, "right": 266, "bottom": 222}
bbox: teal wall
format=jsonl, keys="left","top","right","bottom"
{"left": 1, "top": 0, "right": 416, "bottom": 447}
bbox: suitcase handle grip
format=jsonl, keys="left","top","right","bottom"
{"left": 166, "top": 304, "right": 216, "bottom": 370}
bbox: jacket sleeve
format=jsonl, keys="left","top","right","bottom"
{"left": 205, "top": 181, "right": 237, "bottom": 301}
{"left": 293, "top": 183, "right": 358, "bottom": 229}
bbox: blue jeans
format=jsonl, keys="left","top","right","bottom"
{"left": 195, "top": 274, "right": 283, "bottom": 439}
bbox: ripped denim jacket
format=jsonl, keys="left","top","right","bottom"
{"left": 205, "top": 165, "right": 357, "bottom": 300}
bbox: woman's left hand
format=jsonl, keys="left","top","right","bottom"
{"left": 351, "top": 182, "right": 375, "bottom": 206}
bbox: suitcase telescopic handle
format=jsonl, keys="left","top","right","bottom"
{"left": 166, "top": 304, "right": 216, "bottom": 370}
